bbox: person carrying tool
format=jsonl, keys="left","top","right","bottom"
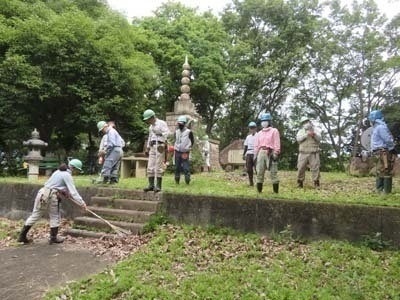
{"left": 243, "top": 121, "right": 258, "bottom": 186}
{"left": 142, "top": 109, "right": 170, "bottom": 192}
{"left": 17, "top": 159, "right": 87, "bottom": 244}
{"left": 369, "top": 110, "right": 396, "bottom": 194}
{"left": 296, "top": 117, "right": 322, "bottom": 188}
{"left": 253, "top": 112, "right": 281, "bottom": 193}
{"left": 173, "top": 115, "right": 194, "bottom": 184}
{"left": 97, "top": 120, "right": 124, "bottom": 184}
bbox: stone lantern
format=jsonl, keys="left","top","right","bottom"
{"left": 23, "top": 129, "right": 48, "bottom": 181}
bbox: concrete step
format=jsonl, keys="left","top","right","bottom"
{"left": 64, "top": 228, "right": 118, "bottom": 239}
{"left": 73, "top": 216, "right": 144, "bottom": 235}
{"left": 91, "top": 197, "right": 160, "bottom": 212}
{"left": 95, "top": 187, "right": 161, "bottom": 201}
{"left": 86, "top": 206, "right": 153, "bottom": 223}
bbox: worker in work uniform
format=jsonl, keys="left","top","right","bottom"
{"left": 253, "top": 113, "right": 281, "bottom": 193}
{"left": 173, "top": 115, "right": 194, "bottom": 184}
{"left": 201, "top": 135, "right": 211, "bottom": 172}
{"left": 17, "top": 159, "right": 87, "bottom": 244}
{"left": 97, "top": 121, "right": 124, "bottom": 184}
{"left": 369, "top": 110, "right": 396, "bottom": 194}
{"left": 296, "top": 117, "right": 322, "bottom": 188}
{"left": 243, "top": 121, "right": 257, "bottom": 186}
{"left": 143, "top": 109, "right": 170, "bottom": 192}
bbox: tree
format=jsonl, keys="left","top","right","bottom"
{"left": 219, "top": 0, "right": 320, "bottom": 148}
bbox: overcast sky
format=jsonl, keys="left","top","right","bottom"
{"left": 107, "top": 0, "right": 399, "bottom": 20}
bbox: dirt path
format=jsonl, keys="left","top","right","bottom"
{"left": 0, "top": 239, "right": 112, "bottom": 300}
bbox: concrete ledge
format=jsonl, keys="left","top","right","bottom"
{"left": 161, "top": 193, "right": 400, "bottom": 247}
{"left": 1, "top": 183, "right": 400, "bottom": 246}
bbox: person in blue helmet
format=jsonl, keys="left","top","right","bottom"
{"left": 243, "top": 121, "right": 258, "bottom": 186}
{"left": 173, "top": 115, "right": 194, "bottom": 184}
{"left": 253, "top": 112, "right": 281, "bottom": 193}
{"left": 368, "top": 110, "right": 396, "bottom": 193}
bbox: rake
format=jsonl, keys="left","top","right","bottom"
{"left": 86, "top": 208, "right": 131, "bottom": 237}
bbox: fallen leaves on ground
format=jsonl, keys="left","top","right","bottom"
{"left": 0, "top": 217, "right": 152, "bottom": 262}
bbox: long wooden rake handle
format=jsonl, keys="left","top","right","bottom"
{"left": 86, "top": 208, "right": 131, "bottom": 236}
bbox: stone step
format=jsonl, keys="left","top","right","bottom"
{"left": 91, "top": 197, "right": 160, "bottom": 212}
{"left": 73, "top": 216, "right": 144, "bottom": 235}
{"left": 64, "top": 228, "right": 118, "bottom": 239}
{"left": 95, "top": 187, "right": 161, "bottom": 201}
{"left": 86, "top": 206, "right": 153, "bottom": 223}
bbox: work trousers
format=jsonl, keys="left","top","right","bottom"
{"left": 174, "top": 151, "right": 190, "bottom": 183}
{"left": 373, "top": 150, "right": 395, "bottom": 177}
{"left": 256, "top": 149, "right": 279, "bottom": 184}
{"left": 25, "top": 187, "right": 60, "bottom": 228}
{"left": 297, "top": 152, "right": 320, "bottom": 182}
{"left": 147, "top": 144, "right": 165, "bottom": 178}
{"left": 101, "top": 147, "right": 123, "bottom": 179}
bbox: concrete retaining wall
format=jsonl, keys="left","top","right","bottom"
{"left": 161, "top": 193, "right": 400, "bottom": 246}
{"left": 1, "top": 183, "right": 399, "bottom": 246}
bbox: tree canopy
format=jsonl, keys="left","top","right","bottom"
{"left": 0, "top": 0, "right": 399, "bottom": 171}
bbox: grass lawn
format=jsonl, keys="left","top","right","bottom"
{"left": 43, "top": 224, "right": 400, "bottom": 300}
{"left": 2, "top": 170, "right": 397, "bottom": 207}
{"left": 2, "top": 171, "right": 400, "bottom": 299}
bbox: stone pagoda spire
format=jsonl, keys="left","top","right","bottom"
{"left": 174, "top": 55, "right": 196, "bottom": 114}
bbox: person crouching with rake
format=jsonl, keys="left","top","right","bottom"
{"left": 17, "top": 159, "right": 87, "bottom": 245}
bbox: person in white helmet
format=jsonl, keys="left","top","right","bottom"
{"left": 97, "top": 120, "right": 125, "bottom": 184}
{"left": 142, "top": 109, "right": 170, "bottom": 192}
{"left": 296, "top": 117, "right": 321, "bottom": 188}
{"left": 243, "top": 121, "right": 258, "bottom": 186}
{"left": 17, "top": 159, "right": 87, "bottom": 245}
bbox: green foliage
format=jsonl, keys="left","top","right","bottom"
{"left": 142, "top": 212, "right": 171, "bottom": 234}
{"left": 44, "top": 225, "right": 400, "bottom": 299}
{"left": 361, "top": 232, "right": 392, "bottom": 251}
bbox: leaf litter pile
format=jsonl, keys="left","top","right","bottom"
{"left": 0, "top": 217, "right": 152, "bottom": 262}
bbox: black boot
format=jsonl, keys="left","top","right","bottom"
{"left": 110, "top": 177, "right": 118, "bottom": 185}
{"left": 256, "top": 183, "right": 263, "bottom": 193}
{"left": 154, "top": 177, "right": 162, "bottom": 192}
{"left": 17, "top": 225, "right": 32, "bottom": 244}
{"left": 297, "top": 180, "right": 303, "bottom": 188}
{"left": 314, "top": 180, "right": 320, "bottom": 188}
{"left": 103, "top": 176, "right": 109, "bottom": 184}
{"left": 144, "top": 177, "right": 155, "bottom": 192}
{"left": 384, "top": 177, "right": 392, "bottom": 194}
{"left": 273, "top": 183, "right": 279, "bottom": 193}
{"left": 49, "top": 227, "right": 64, "bottom": 245}
{"left": 175, "top": 177, "right": 180, "bottom": 184}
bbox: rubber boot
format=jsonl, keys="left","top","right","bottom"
{"left": 144, "top": 177, "right": 155, "bottom": 192}
{"left": 376, "top": 177, "right": 384, "bottom": 192}
{"left": 314, "top": 180, "right": 320, "bottom": 188}
{"left": 49, "top": 227, "right": 64, "bottom": 245}
{"left": 383, "top": 177, "right": 392, "bottom": 194}
{"left": 154, "top": 177, "right": 162, "bottom": 193}
{"left": 17, "top": 225, "right": 32, "bottom": 244}
{"left": 256, "top": 183, "right": 263, "bottom": 193}
{"left": 297, "top": 180, "right": 303, "bottom": 188}
{"left": 103, "top": 176, "right": 109, "bottom": 184}
{"left": 273, "top": 183, "right": 279, "bottom": 194}
{"left": 175, "top": 177, "right": 180, "bottom": 184}
{"left": 109, "top": 177, "right": 118, "bottom": 185}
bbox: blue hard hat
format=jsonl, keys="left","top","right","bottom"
{"left": 177, "top": 115, "right": 187, "bottom": 124}
{"left": 368, "top": 110, "right": 383, "bottom": 122}
{"left": 260, "top": 113, "right": 272, "bottom": 121}
{"left": 248, "top": 121, "right": 257, "bottom": 127}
